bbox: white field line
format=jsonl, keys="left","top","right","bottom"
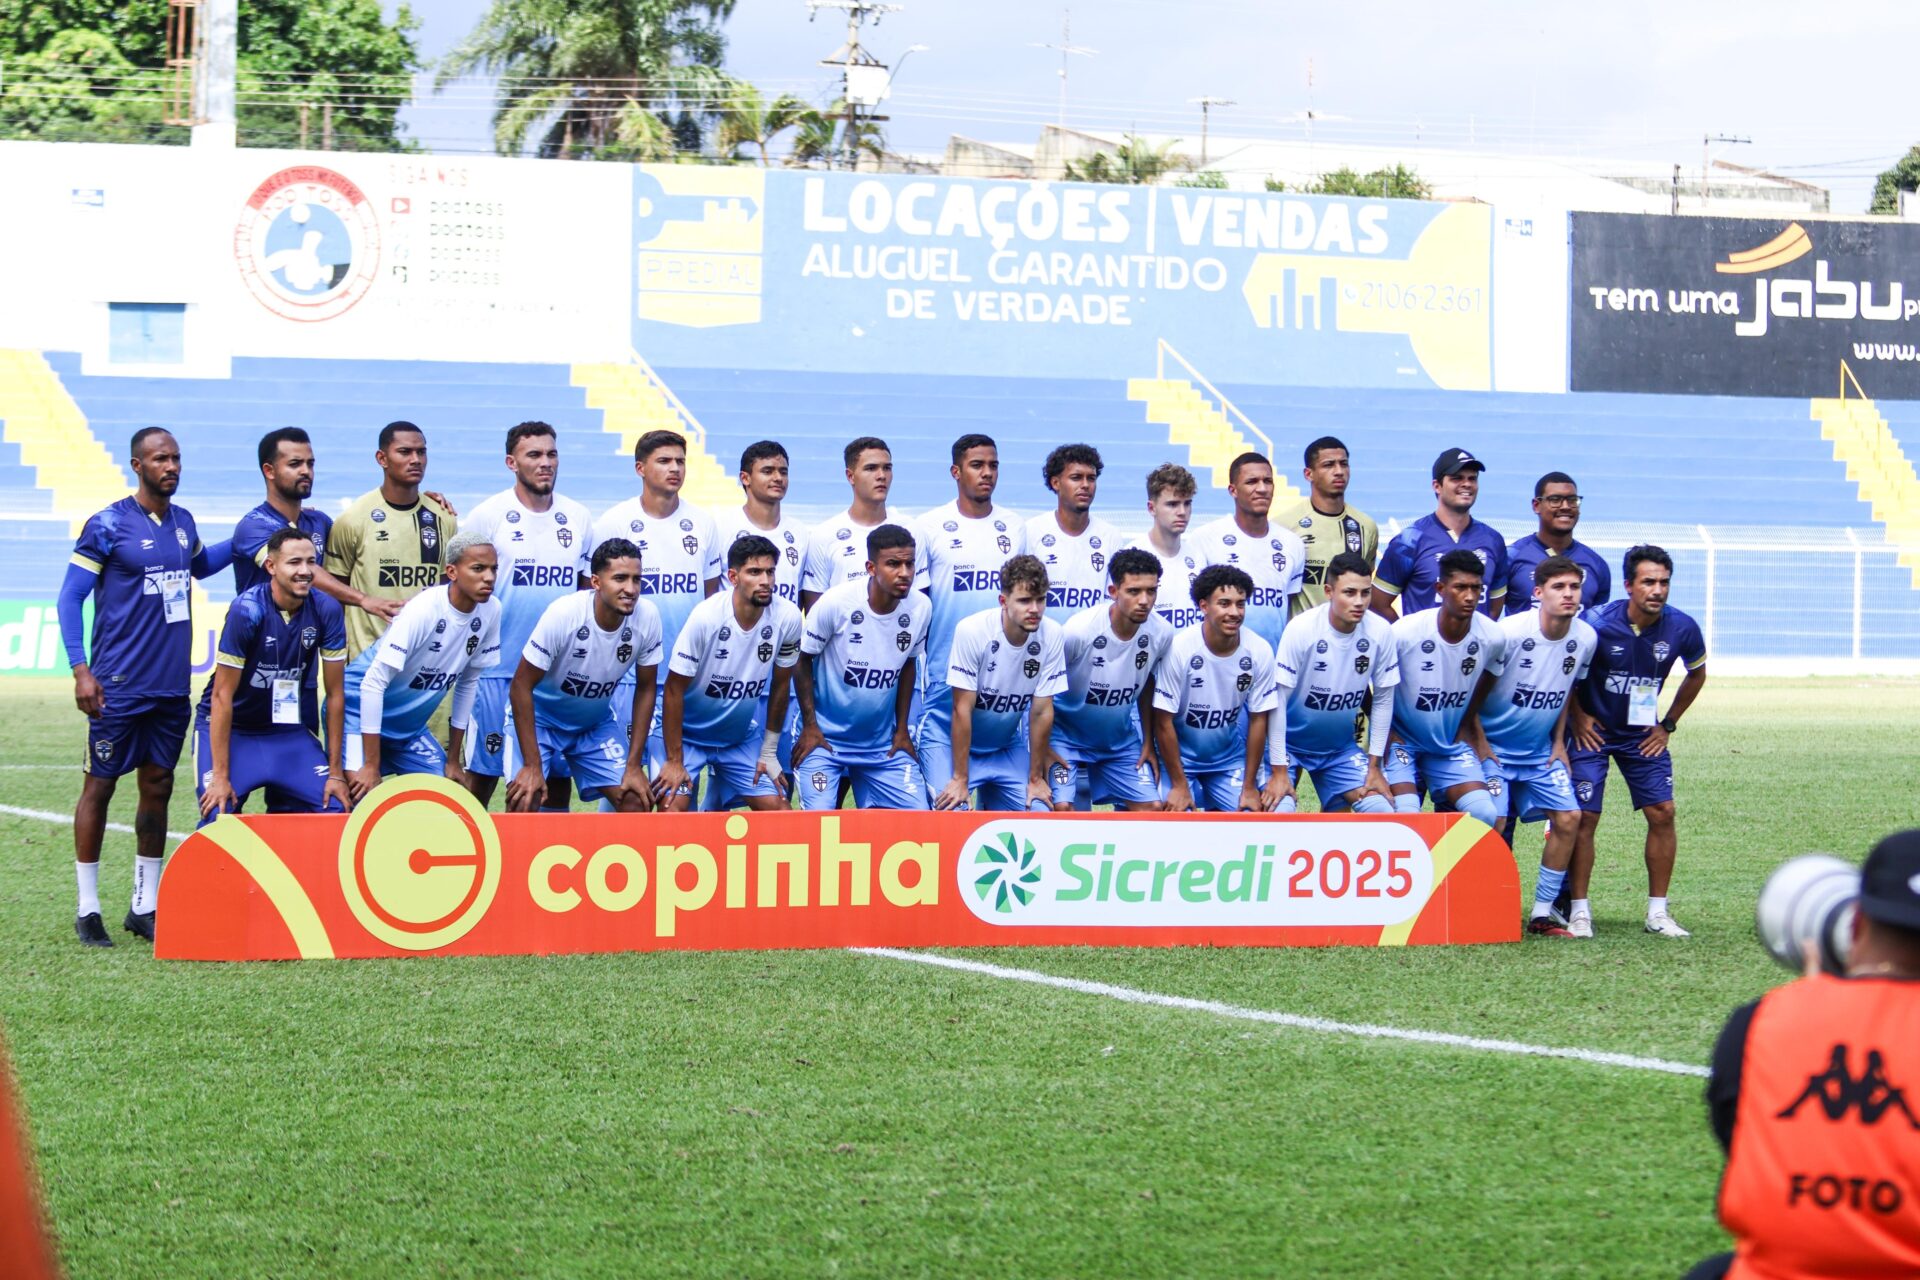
{"left": 853, "top": 947, "right": 1711, "bottom": 1079}
{"left": 0, "top": 803, "right": 190, "bottom": 842}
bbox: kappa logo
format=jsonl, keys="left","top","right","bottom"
{"left": 1777, "top": 1044, "right": 1920, "bottom": 1131}
{"left": 338, "top": 775, "right": 501, "bottom": 951}
{"left": 235, "top": 165, "right": 381, "bottom": 322}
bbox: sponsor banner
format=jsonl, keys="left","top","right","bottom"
{"left": 156, "top": 776, "right": 1519, "bottom": 961}
{"left": 0, "top": 594, "right": 226, "bottom": 678}
{"left": 631, "top": 168, "right": 1494, "bottom": 388}
{"left": 1570, "top": 212, "right": 1920, "bottom": 396}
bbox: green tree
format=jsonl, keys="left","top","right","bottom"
{"left": 714, "top": 80, "right": 808, "bottom": 165}
{"left": 783, "top": 100, "right": 885, "bottom": 168}
{"left": 1305, "top": 163, "right": 1431, "bottom": 199}
{"left": 1870, "top": 146, "right": 1920, "bottom": 215}
{"left": 1176, "top": 169, "right": 1227, "bottom": 189}
{"left": 440, "top": 0, "right": 735, "bottom": 160}
{"left": 1062, "top": 134, "right": 1193, "bottom": 185}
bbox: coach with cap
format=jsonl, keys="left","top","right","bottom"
{"left": 1371, "top": 447, "right": 1510, "bottom": 621}
{"left": 1689, "top": 830, "right": 1920, "bottom": 1280}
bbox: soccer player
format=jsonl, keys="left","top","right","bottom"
{"left": 1373, "top": 447, "right": 1508, "bottom": 621}
{"left": 58, "top": 428, "right": 229, "bottom": 946}
{"left": 715, "top": 441, "right": 808, "bottom": 607}
{"left": 922, "top": 554, "right": 1065, "bottom": 812}
{"left": 1270, "top": 552, "right": 1398, "bottom": 814}
{"left": 196, "top": 528, "right": 350, "bottom": 824}
{"left": 916, "top": 433, "right": 1024, "bottom": 739}
{"left": 343, "top": 530, "right": 502, "bottom": 801}
{"left": 1462, "top": 555, "right": 1598, "bottom": 937}
{"left": 800, "top": 436, "right": 927, "bottom": 609}
{"left": 1504, "top": 472, "right": 1611, "bottom": 615}
{"left": 649, "top": 536, "right": 802, "bottom": 811}
{"left": 1567, "top": 545, "right": 1708, "bottom": 939}
{"left": 458, "top": 422, "right": 592, "bottom": 804}
{"left": 1125, "top": 462, "right": 1203, "bottom": 631}
{"left": 1026, "top": 443, "right": 1120, "bottom": 624}
{"left": 1189, "top": 452, "right": 1307, "bottom": 651}
{"left": 327, "top": 421, "right": 458, "bottom": 659}
{"left": 792, "top": 525, "right": 930, "bottom": 810}
{"left": 1050, "top": 548, "right": 1174, "bottom": 811}
{"left": 1152, "top": 565, "right": 1286, "bottom": 814}
{"left": 1382, "top": 550, "right": 1505, "bottom": 826}
{"left": 504, "top": 538, "right": 663, "bottom": 814}
{"left": 1275, "top": 436, "right": 1379, "bottom": 617}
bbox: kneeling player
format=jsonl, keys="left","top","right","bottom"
{"left": 1050, "top": 548, "right": 1173, "bottom": 811}
{"left": 1384, "top": 550, "right": 1504, "bottom": 824}
{"left": 1270, "top": 552, "right": 1397, "bottom": 814}
{"left": 792, "top": 525, "right": 929, "bottom": 809}
{"left": 504, "top": 537, "right": 663, "bottom": 813}
{"left": 1463, "top": 554, "right": 1597, "bottom": 936}
{"left": 650, "top": 535, "right": 802, "bottom": 811}
{"left": 1152, "top": 565, "right": 1287, "bottom": 813}
{"left": 922, "top": 554, "right": 1066, "bottom": 811}
{"left": 196, "top": 528, "right": 350, "bottom": 823}
{"left": 344, "top": 531, "right": 503, "bottom": 800}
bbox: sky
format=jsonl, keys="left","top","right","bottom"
{"left": 391, "top": 0, "right": 1920, "bottom": 212}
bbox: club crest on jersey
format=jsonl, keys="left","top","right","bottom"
{"left": 301, "top": 627, "right": 317, "bottom": 649}
{"left": 466, "top": 635, "right": 479, "bottom": 655}
{"left": 1134, "top": 649, "right": 1149, "bottom": 669}
{"left": 1023, "top": 658, "right": 1041, "bottom": 678}
{"left": 785, "top": 546, "right": 798, "bottom": 565}
{"left": 1048, "top": 762, "right": 1071, "bottom": 787}
{"left": 758, "top": 642, "right": 774, "bottom": 663}
{"left": 1461, "top": 657, "right": 1476, "bottom": 677}
{"left": 617, "top": 643, "right": 633, "bottom": 663}
{"left": 1562, "top": 655, "right": 1577, "bottom": 675}
{"left": 997, "top": 536, "right": 1012, "bottom": 554}
{"left": 680, "top": 535, "right": 697, "bottom": 555}
{"left": 1345, "top": 524, "right": 1362, "bottom": 553}
{"left": 1355, "top": 654, "right": 1370, "bottom": 674}
{"left": 1090, "top": 552, "right": 1105, "bottom": 572}
{"left": 1653, "top": 641, "right": 1671, "bottom": 662}
{"left": 557, "top": 528, "right": 574, "bottom": 548}
{"left": 895, "top": 629, "right": 912, "bottom": 652}
{"left": 1235, "top": 672, "right": 1252, "bottom": 693}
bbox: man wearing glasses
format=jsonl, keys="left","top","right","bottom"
{"left": 1505, "top": 472, "right": 1611, "bottom": 616}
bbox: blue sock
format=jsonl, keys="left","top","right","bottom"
{"left": 1533, "top": 865, "right": 1568, "bottom": 914}
{"left": 1352, "top": 793, "right": 1392, "bottom": 815}
{"left": 598, "top": 797, "right": 617, "bottom": 814}
{"left": 1392, "top": 793, "right": 1421, "bottom": 814}
{"left": 1455, "top": 787, "right": 1500, "bottom": 826}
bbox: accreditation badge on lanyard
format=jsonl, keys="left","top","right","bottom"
{"left": 1627, "top": 678, "right": 1660, "bottom": 727}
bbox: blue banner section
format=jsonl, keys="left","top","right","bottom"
{"left": 631, "top": 169, "right": 1494, "bottom": 389}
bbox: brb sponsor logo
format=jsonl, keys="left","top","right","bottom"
{"left": 512, "top": 564, "right": 578, "bottom": 588}
{"left": 235, "top": 166, "right": 381, "bottom": 322}
{"left": 959, "top": 819, "right": 1433, "bottom": 928}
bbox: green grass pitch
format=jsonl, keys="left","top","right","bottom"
{"left": 2, "top": 675, "right": 1917, "bottom": 1278}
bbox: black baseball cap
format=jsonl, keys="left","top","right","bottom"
{"left": 1860, "top": 829, "right": 1920, "bottom": 930}
{"left": 1432, "top": 448, "right": 1485, "bottom": 481}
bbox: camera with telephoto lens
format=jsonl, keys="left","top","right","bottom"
{"left": 1755, "top": 854, "right": 1858, "bottom": 973}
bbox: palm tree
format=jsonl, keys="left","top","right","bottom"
{"left": 439, "top": 0, "right": 736, "bottom": 160}
{"left": 714, "top": 81, "right": 809, "bottom": 165}
{"left": 783, "top": 100, "right": 887, "bottom": 169}
{"left": 1064, "top": 133, "right": 1194, "bottom": 185}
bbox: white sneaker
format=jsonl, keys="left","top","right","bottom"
{"left": 1568, "top": 910, "right": 1594, "bottom": 939}
{"left": 1645, "top": 910, "right": 1691, "bottom": 938}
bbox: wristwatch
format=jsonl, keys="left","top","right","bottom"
{"left": 1659, "top": 715, "right": 1678, "bottom": 734}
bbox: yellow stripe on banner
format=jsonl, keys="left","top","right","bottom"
{"left": 202, "top": 818, "right": 336, "bottom": 959}
{"left": 1376, "top": 817, "right": 1492, "bottom": 948}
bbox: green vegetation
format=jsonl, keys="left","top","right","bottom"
{"left": 1268, "top": 163, "right": 1433, "bottom": 199}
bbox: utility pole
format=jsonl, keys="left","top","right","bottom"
{"left": 1671, "top": 163, "right": 1681, "bottom": 215}
{"left": 809, "top": 0, "right": 902, "bottom": 170}
{"left": 1701, "top": 133, "right": 1750, "bottom": 209}
{"left": 1031, "top": 10, "right": 1095, "bottom": 130}
{"left": 1189, "top": 95, "right": 1234, "bottom": 167}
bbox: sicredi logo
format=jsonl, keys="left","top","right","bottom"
{"left": 958, "top": 819, "right": 1433, "bottom": 928}
{"left": 338, "top": 775, "right": 500, "bottom": 950}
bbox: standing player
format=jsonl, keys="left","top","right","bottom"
{"left": 1505, "top": 472, "right": 1611, "bottom": 615}
{"left": 1050, "top": 548, "right": 1173, "bottom": 812}
{"left": 1373, "top": 447, "right": 1508, "bottom": 621}
{"left": 923, "top": 555, "right": 1065, "bottom": 812}
{"left": 1270, "top": 552, "right": 1398, "bottom": 814}
{"left": 326, "top": 421, "right": 458, "bottom": 659}
{"left": 916, "top": 434, "right": 1024, "bottom": 741}
{"left": 800, "top": 436, "right": 926, "bottom": 609}
{"left": 343, "top": 531, "right": 502, "bottom": 800}
{"left": 1275, "top": 436, "right": 1379, "bottom": 617}
{"left": 1382, "top": 550, "right": 1505, "bottom": 826}
{"left": 1189, "top": 452, "right": 1306, "bottom": 651}
{"left": 58, "top": 428, "right": 229, "bottom": 946}
{"left": 458, "top": 422, "right": 592, "bottom": 805}
{"left": 503, "top": 538, "right": 662, "bottom": 814}
{"left": 649, "top": 536, "right": 802, "bottom": 811}
{"left": 1152, "top": 565, "right": 1285, "bottom": 814}
{"left": 715, "top": 441, "right": 808, "bottom": 607}
{"left": 230, "top": 428, "right": 339, "bottom": 601}
{"left": 195, "top": 528, "right": 349, "bottom": 823}
{"left": 1462, "top": 555, "right": 1598, "bottom": 937}
{"left": 1026, "top": 444, "right": 1119, "bottom": 624}
{"left": 1567, "top": 545, "right": 1708, "bottom": 939}
{"left": 1126, "top": 462, "right": 1203, "bottom": 631}
{"left": 791, "top": 525, "right": 929, "bottom": 810}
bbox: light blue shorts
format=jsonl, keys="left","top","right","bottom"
{"left": 343, "top": 728, "right": 446, "bottom": 777}
{"left": 1180, "top": 762, "right": 1269, "bottom": 812}
{"left": 1287, "top": 745, "right": 1372, "bottom": 812}
{"left": 462, "top": 678, "right": 513, "bottom": 777}
{"left": 916, "top": 733, "right": 1041, "bottom": 812}
{"left": 793, "top": 748, "right": 927, "bottom": 810}
{"left": 1383, "top": 742, "right": 1485, "bottom": 795}
{"left": 510, "top": 715, "right": 630, "bottom": 800}
{"left": 1482, "top": 756, "right": 1578, "bottom": 824}
{"left": 645, "top": 729, "right": 786, "bottom": 807}
{"left": 1047, "top": 741, "right": 1161, "bottom": 809}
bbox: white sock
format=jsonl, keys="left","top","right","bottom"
{"left": 76, "top": 861, "right": 101, "bottom": 917}
{"left": 1529, "top": 901, "right": 1552, "bottom": 920}
{"left": 1648, "top": 895, "right": 1668, "bottom": 917}
{"left": 133, "top": 855, "right": 164, "bottom": 914}
{"left": 1571, "top": 898, "right": 1591, "bottom": 918}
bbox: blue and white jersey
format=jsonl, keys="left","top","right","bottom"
{"left": 1504, "top": 534, "right": 1610, "bottom": 616}
{"left": 1375, "top": 514, "right": 1511, "bottom": 616}
{"left": 523, "top": 590, "right": 663, "bottom": 733}
{"left": 464, "top": 488, "right": 592, "bottom": 678}
{"left": 1025, "top": 512, "right": 1120, "bottom": 624}
{"left": 1274, "top": 605, "right": 1399, "bottom": 761}
{"left": 1188, "top": 516, "right": 1307, "bottom": 652}
{"left": 1054, "top": 604, "right": 1173, "bottom": 758}
{"left": 713, "top": 506, "right": 809, "bottom": 607}
{"left": 916, "top": 501, "right": 1024, "bottom": 713}
{"left": 941, "top": 609, "right": 1067, "bottom": 754}
{"left": 1151, "top": 624, "right": 1279, "bottom": 774}
{"left": 346, "top": 586, "right": 502, "bottom": 739}
{"left": 593, "top": 496, "right": 724, "bottom": 659}
{"left": 799, "top": 579, "right": 928, "bottom": 761}
{"left": 1576, "top": 599, "right": 1707, "bottom": 733}
{"left": 800, "top": 506, "right": 929, "bottom": 596}
{"left": 230, "top": 501, "right": 332, "bottom": 595}
{"left": 68, "top": 497, "right": 207, "bottom": 699}
{"left": 1387, "top": 608, "right": 1504, "bottom": 757}
{"left": 1124, "top": 536, "right": 1203, "bottom": 631}
{"left": 661, "top": 592, "right": 802, "bottom": 748}
{"left": 1480, "top": 610, "right": 1597, "bottom": 766}
{"left": 199, "top": 583, "right": 347, "bottom": 732}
